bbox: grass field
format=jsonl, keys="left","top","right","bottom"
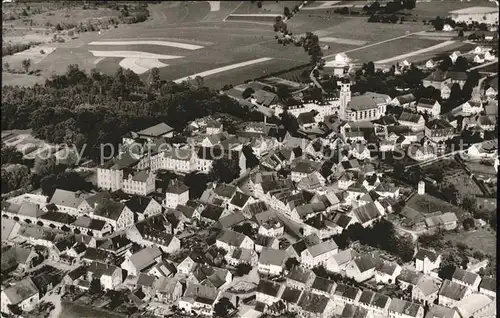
{"left": 348, "top": 36, "right": 441, "bottom": 63}
{"left": 232, "top": 1, "right": 303, "bottom": 15}
{"left": 1, "top": 1, "right": 491, "bottom": 88}
{"left": 444, "top": 228, "right": 496, "bottom": 256}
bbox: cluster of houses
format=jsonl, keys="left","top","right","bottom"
{"left": 0, "top": 41, "right": 497, "bottom": 317}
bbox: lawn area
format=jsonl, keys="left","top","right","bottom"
{"left": 442, "top": 170, "right": 484, "bottom": 197}
{"left": 348, "top": 37, "right": 442, "bottom": 63}
{"left": 233, "top": 1, "right": 303, "bottom": 15}
{"left": 410, "top": 0, "right": 497, "bottom": 20}
{"left": 405, "top": 193, "right": 468, "bottom": 221}
{"left": 444, "top": 228, "right": 496, "bottom": 257}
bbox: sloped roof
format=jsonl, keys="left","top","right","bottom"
{"left": 217, "top": 229, "right": 248, "bottom": 247}
{"left": 388, "top": 298, "right": 422, "bottom": 317}
{"left": 455, "top": 293, "right": 495, "bottom": 318}
{"left": 128, "top": 246, "right": 162, "bottom": 272}
{"left": 424, "top": 69, "right": 449, "bottom": 82}
{"left": 415, "top": 248, "right": 439, "bottom": 262}
{"left": 311, "top": 276, "right": 335, "bottom": 293}
{"left": 353, "top": 255, "right": 377, "bottom": 273}
{"left": 297, "top": 291, "right": 331, "bottom": 314}
{"left": 287, "top": 266, "right": 314, "bottom": 284}
{"left": 398, "top": 269, "right": 423, "bottom": 285}
{"left": 137, "top": 122, "right": 173, "bottom": 137}
{"left": 424, "top": 304, "right": 459, "bottom": 318}
{"left": 395, "top": 93, "right": 416, "bottom": 104}
{"left": 479, "top": 276, "right": 496, "bottom": 292}
{"left": 334, "top": 284, "right": 359, "bottom": 300}
{"left": 376, "top": 260, "right": 399, "bottom": 276}
{"left": 93, "top": 198, "right": 125, "bottom": 221}
{"left": 452, "top": 268, "right": 479, "bottom": 285}
{"left": 125, "top": 196, "right": 153, "bottom": 214}
{"left": 416, "top": 275, "right": 441, "bottom": 296}
{"left": 352, "top": 202, "right": 381, "bottom": 224}
{"left": 307, "top": 240, "right": 338, "bottom": 257}
{"left": 166, "top": 181, "right": 189, "bottom": 194}
{"left": 331, "top": 248, "right": 357, "bottom": 266}
{"left": 259, "top": 248, "right": 287, "bottom": 266}
{"left": 341, "top": 303, "right": 369, "bottom": 318}
{"left": 281, "top": 287, "right": 302, "bottom": 304}
{"left": 257, "top": 279, "right": 282, "bottom": 297}
{"left": 49, "top": 189, "right": 89, "bottom": 209}
{"left": 3, "top": 278, "right": 39, "bottom": 305}
{"left": 399, "top": 111, "right": 423, "bottom": 124}
{"left": 218, "top": 211, "right": 246, "bottom": 228}
{"left": 230, "top": 192, "right": 250, "bottom": 208}
{"left": 438, "top": 279, "right": 468, "bottom": 300}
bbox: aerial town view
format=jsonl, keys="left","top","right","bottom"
{"left": 1, "top": 0, "right": 498, "bottom": 317}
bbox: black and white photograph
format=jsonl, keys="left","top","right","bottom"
{"left": 1, "top": 0, "right": 498, "bottom": 317}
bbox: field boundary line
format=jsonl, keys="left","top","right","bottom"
{"left": 174, "top": 57, "right": 273, "bottom": 83}
{"left": 224, "top": 1, "right": 244, "bottom": 21}
{"left": 375, "top": 40, "right": 455, "bottom": 64}
{"left": 323, "top": 30, "right": 430, "bottom": 60}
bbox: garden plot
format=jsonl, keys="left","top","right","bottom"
{"left": 1, "top": 129, "right": 56, "bottom": 159}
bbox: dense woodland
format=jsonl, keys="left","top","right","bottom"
{"left": 1, "top": 65, "right": 263, "bottom": 160}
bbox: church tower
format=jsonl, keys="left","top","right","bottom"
{"left": 338, "top": 81, "right": 351, "bottom": 121}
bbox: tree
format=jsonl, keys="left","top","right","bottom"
{"left": 183, "top": 172, "right": 209, "bottom": 199}
{"left": 454, "top": 56, "right": 468, "bottom": 72}
{"left": 147, "top": 67, "right": 162, "bottom": 91}
{"left": 257, "top": 1, "right": 262, "bottom": 9}
{"left": 448, "top": 83, "right": 462, "bottom": 101}
{"left": 22, "top": 58, "right": 31, "bottom": 73}
{"left": 3, "top": 62, "right": 10, "bottom": 70}
{"left": 458, "top": 30, "right": 464, "bottom": 37}
{"left": 1, "top": 142, "right": 24, "bottom": 165}
{"left": 242, "top": 87, "right": 255, "bottom": 99}
{"left": 209, "top": 157, "right": 240, "bottom": 183}
{"left": 364, "top": 61, "right": 375, "bottom": 75}
{"left": 461, "top": 195, "right": 477, "bottom": 212}
{"left": 1, "top": 164, "right": 32, "bottom": 193}
{"left": 285, "top": 257, "right": 299, "bottom": 270}
{"left": 284, "top": 6, "right": 290, "bottom": 17}
{"left": 432, "top": 16, "right": 445, "bottom": 31}
{"left": 235, "top": 263, "right": 252, "bottom": 276}
{"left": 403, "top": 0, "right": 416, "bottom": 9}
{"left": 214, "top": 297, "right": 234, "bottom": 317}
{"left": 242, "top": 145, "right": 259, "bottom": 169}
{"left": 33, "top": 157, "right": 57, "bottom": 177}
{"left": 439, "top": 56, "right": 453, "bottom": 71}
{"left": 233, "top": 223, "right": 254, "bottom": 237}
{"left": 89, "top": 278, "right": 102, "bottom": 294}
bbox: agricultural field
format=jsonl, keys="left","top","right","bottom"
{"left": 232, "top": 1, "right": 303, "bottom": 15}
{"left": 1, "top": 0, "right": 495, "bottom": 89}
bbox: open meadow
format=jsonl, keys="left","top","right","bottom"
{"left": 2, "top": 0, "right": 496, "bottom": 89}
